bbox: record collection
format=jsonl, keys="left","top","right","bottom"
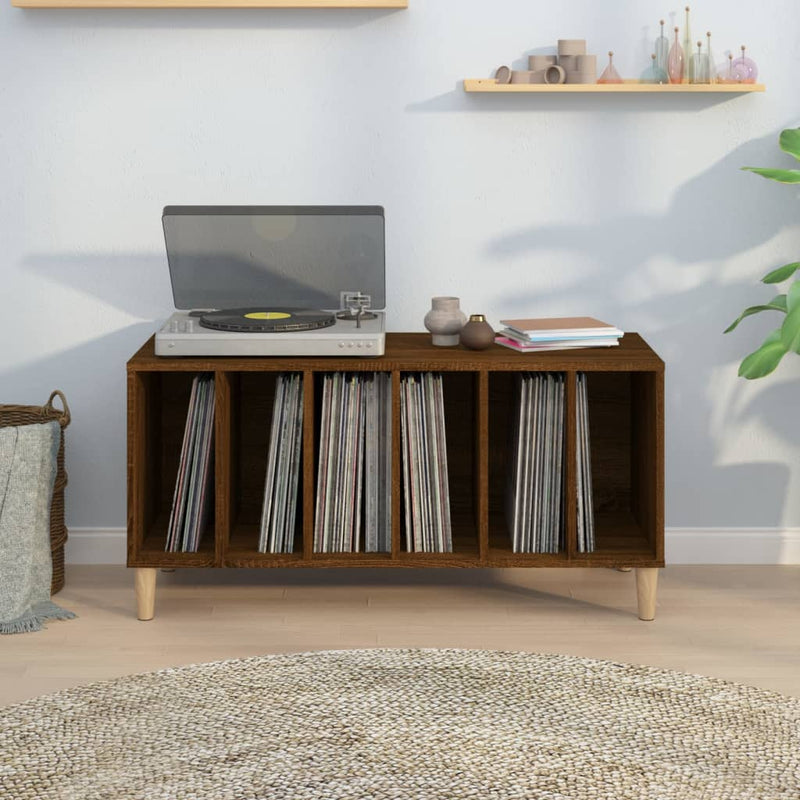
{"left": 314, "top": 372, "right": 392, "bottom": 553}
{"left": 506, "top": 373, "right": 565, "bottom": 554}
{"left": 165, "top": 374, "right": 215, "bottom": 553}
{"left": 400, "top": 372, "right": 453, "bottom": 553}
{"left": 576, "top": 372, "right": 596, "bottom": 553}
{"left": 258, "top": 373, "right": 304, "bottom": 554}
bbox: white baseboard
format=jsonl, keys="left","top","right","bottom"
{"left": 64, "top": 527, "right": 800, "bottom": 566}
{"left": 65, "top": 529, "right": 127, "bottom": 565}
{"left": 665, "top": 528, "right": 800, "bottom": 565}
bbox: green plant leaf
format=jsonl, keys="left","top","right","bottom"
{"left": 781, "top": 304, "right": 800, "bottom": 354}
{"left": 738, "top": 330, "right": 788, "bottom": 379}
{"left": 788, "top": 281, "right": 800, "bottom": 311}
{"left": 762, "top": 262, "right": 800, "bottom": 283}
{"left": 742, "top": 167, "right": 800, "bottom": 183}
{"left": 780, "top": 128, "right": 800, "bottom": 161}
{"left": 724, "top": 295, "right": 788, "bottom": 333}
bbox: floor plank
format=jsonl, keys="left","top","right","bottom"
{"left": 2, "top": 565, "right": 799, "bottom": 706}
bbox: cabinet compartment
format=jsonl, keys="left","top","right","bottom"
{"left": 575, "top": 371, "right": 662, "bottom": 561}
{"left": 398, "top": 371, "right": 479, "bottom": 557}
{"left": 487, "top": 372, "right": 568, "bottom": 563}
{"left": 224, "top": 372, "right": 304, "bottom": 562}
{"left": 129, "top": 371, "right": 216, "bottom": 564}
{"left": 310, "top": 372, "right": 393, "bottom": 559}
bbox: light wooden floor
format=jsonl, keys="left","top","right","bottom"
{"left": 2, "top": 565, "right": 799, "bottom": 707}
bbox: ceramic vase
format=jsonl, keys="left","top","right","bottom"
{"left": 460, "top": 314, "right": 495, "bottom": 350}
{"left": 424, "top": 297, "right": 466, "bottom": 346}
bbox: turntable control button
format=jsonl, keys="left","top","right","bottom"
{"left": 366, "top": 342, "right": 373, "bottom": 348}
{"left": 338, "top": 342, "right": 345, "bottom": 349}
{"left": 357, "top": 342, "right": 363, "bottom": 348}
{"left": 169, "top": 320, "right": 180, "bottom": 333}
{"left": 185, "top": 320, "right": 195, "bottom": 333}
{"left": 347, "top": 342, "right": 354, "bottom": 348}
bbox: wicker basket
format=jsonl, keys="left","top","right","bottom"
{"left": 0, "top": 391, "right": 71, "bottom": 595}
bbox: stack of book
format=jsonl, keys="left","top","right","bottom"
{"left": 314, "top": 372, "right": 392, "bottom": 553}
{"left": 506, "top": 373, "right": 565, "bottom": 554}
{"left": 166, "top": 374, "right": 215, "bottom": 553}
{"left": 400, "top": 372, "right": 453, "bottom": 553}
{"left": 496, "top": 317, "right": 623, "bottom": 352}
{"left": 258, "top": 373, "right": 304, "bottom": 554}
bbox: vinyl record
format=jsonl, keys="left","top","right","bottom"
{"left": 199, "top": 307, "right": 336, "bottom": 333}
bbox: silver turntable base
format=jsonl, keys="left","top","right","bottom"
{"left": 155, "top": 311, "right": 385, "bottom": 357}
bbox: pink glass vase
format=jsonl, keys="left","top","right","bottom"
{"left": 597, "top": 51, "right": 623, "bottom": 84}
{"left": 668, "top": 27, "right": 685, "bottom": 84}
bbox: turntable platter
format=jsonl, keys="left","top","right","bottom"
{"left": 199, "top": 308, "right": 336, "bottom": 333}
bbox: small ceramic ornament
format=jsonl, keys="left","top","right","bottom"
{"left": 424, "top": 297, "right": 467, "bottom": 346}
{"left": 460, "top": 315, "right": 495, "bottom": 350}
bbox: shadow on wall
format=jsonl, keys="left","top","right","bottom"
{"left": 481, "top": 127, "right": 800, "bottom": 530}
{"left": 3, "top": 253, "right": 175, "bottom": 527}
{"left": 0, "top": 321, "right": 157, "bottom": 528}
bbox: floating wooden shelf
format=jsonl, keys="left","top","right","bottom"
{"left": 13, "top": 0, "right": 406, "bottom": 7}
{"left": 464, "top": 79, "right": 765, "bottom": 93}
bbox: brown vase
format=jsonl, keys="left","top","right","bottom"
{"left": 459, "top": 314, "right": 495, "bottom": 350}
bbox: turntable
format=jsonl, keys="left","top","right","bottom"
{"left": 155, "top": 206, "right": 386, "bottom": 357}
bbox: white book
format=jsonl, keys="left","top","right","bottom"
{"left": 181, "top": 377, "right": 209, "bottom": 552}
{"left": 284, "top": 375, "right": 304, "bottom": 554}
{"left": 433, "top": 374, "right": 452, "bottom": 553}
{"left": 400, "top": 376, "right": 413, "bottom": 552}
{"left": 259, "top": 375, "right": 287, "bottom": 553}
{"left": 166, "top": 376, "right": 200, "bottom": 552}
{"left": 379, "top": 373, "right": 392, "bottom": 553}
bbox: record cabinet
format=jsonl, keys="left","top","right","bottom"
{"left": 127, "top": 332, "right": 664, "bottom": 621}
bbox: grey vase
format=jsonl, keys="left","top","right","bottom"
{"left": 424, "top": 297, "right": 467, "bottom": 346}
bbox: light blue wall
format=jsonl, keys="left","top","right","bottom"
{"left": 1, "top": 0, "right": 799, "bottom": 530}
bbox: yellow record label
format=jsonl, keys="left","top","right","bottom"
{"left": 244, "top": 311, "right": 292, "bottom": 320}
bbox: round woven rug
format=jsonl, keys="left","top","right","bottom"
{"left": 1, "top": 649, "right": 798, "bottom": 799}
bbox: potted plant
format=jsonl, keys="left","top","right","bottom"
{"left": 725, "top": 128, "right": 800, "bottom": 379}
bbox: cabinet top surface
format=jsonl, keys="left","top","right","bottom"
{"left": 128, "top": 332, "right": 663, "bottom": 372}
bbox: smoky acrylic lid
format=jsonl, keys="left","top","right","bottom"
{"left": 162, "top": 206, "right": 386, "bottom": 311}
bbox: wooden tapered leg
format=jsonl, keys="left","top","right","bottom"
{"left": 135, "top": 568, "right": 157, "bottom": 621}
{"left": 635, "top": 568, "right": 659, "bottom": 621}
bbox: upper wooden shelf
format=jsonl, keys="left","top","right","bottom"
{"left": 464, "top": 79, "right": 765, "bottom": 93}
{"left": 13, "top": 0, "right": 406, "bottom": 7}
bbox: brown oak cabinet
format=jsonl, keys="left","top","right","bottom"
{"left": 127, "top": 332, "right": 664, "bottom": 620}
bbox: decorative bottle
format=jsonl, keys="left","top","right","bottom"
{"left": 731, "top": 45, "right": 759, "bottom": 83}
{"left": 691, "top": 41, "right": 709, "bottom": 84}
{"left": 682, "top": 6, "right": 694, "bottom": 82}
{"left": 424, "top": 297, "right": 467, "bottom": 346}
{"left": 706, "top": 32, "right": 717, "bottom": 84}
{"left": 459, "top": 314, "right": 495, "bottom": 350}
{"left": 598, "top": 51, "right": 623, "bottom": 84}
{"left": 654, "top": 20, "right": 669, "bottom": 75}
{"left": 642, "top": 54, "right": 668, "bottom": 84}
{"left": 668, "top": 27, "right": 685, "bottom": 84}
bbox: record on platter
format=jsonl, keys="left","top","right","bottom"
{"left": 199, "top": 307, "right": 336, "bottom": 333}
